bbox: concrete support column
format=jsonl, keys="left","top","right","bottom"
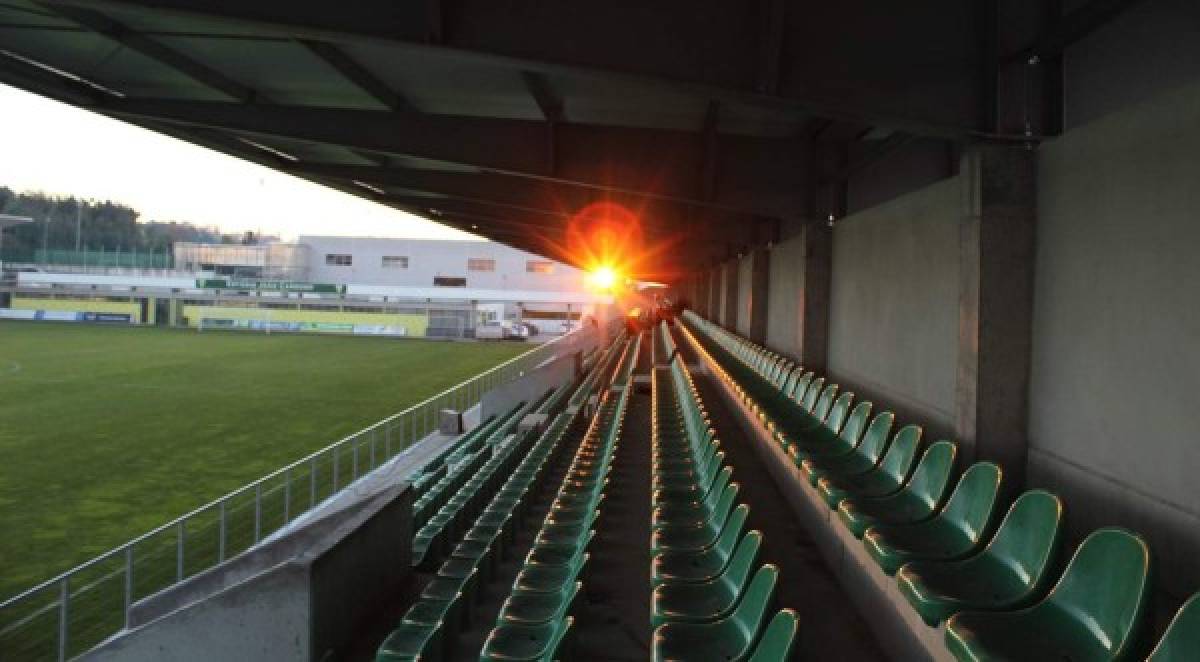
{"left": 721, "top": 260, "right": 738, "bottom": 328}
{"left": 798, "top": 223, "right": 832, "bottom": 373}
{"left": 955, "top": 145, "right": 1037, "bottom": 492}
{"left": 694, "top": 271, "right": 709, "bottom": 318}
{"left": 707, "top": 268, "right": 721, "bottom": 321}
{"left": 746, "top": 247, "right": 770, "bottom": 343}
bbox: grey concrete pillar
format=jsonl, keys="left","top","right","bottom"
{"left": 747, "top": 247, "right": 770, "bottom": 343}
{"left": 694, "top": 272, "right": 709, "bottom": 318}
{"left": 707, "top": 268, "right": 721, "bottom": 321}
{"left": 798, "top": 223, "right": 832, "bottom": 373}
{"left": 721, "top": 260, "right": 738, "bottom": 328}
{"left": 955, "top": 145, "right": 1037, "bottom": 492}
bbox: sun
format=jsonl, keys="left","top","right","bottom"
{"left": 587, "top": 266, "right": 619, "bottom": 291}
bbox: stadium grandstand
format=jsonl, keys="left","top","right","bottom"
{"left": 0, "top": 1, "right": 1198, "bottom": 661}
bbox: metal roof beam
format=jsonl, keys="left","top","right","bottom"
{"left": 42, "top": 3, "right": 258, "bottom": 102}
{"left": 298, "top": 39, "right": 414, "bottom": 112}
{"left": 102, "top": 98, "right": 804, "bottom": 214}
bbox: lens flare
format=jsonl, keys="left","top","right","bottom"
{"left": 588, "top": 266, "right": 619, "bottom": 291}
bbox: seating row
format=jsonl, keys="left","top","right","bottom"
{"left": 413, "top": 395, "right": 550, "bottom": 568}
{"left": 375, "top": 333, "right": 630, "bottom": 661}
{"left": 649, "top": 322, "right": 798, "bottom": 661}
{"left": 478, "top": 331, "right": 640, "bottom": 660}
{"left": 681, "top": 312, "right": 1196, "bottom": 661}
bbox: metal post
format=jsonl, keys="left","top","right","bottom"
{"left": 253, "top": 483, "right": 262, "bottom": 543}
{"left": 124, "top": 546, "right": 133, "bottom": 627}
{"left": 58, "top": 576, "right": 69, "bottom": 662}
{"left": 385, "top": 422, "right": 391, "bottom": 458}
{"left": 332, "top": 448, "right": 339, "bottom": 492}
{"left": 309, "top": 457, "right": 317, "bottom": 507}
{"left": 370, "top": 430, "right": 376, "bottom": 468}
{"left": 410, "top": 410, "right": 416, "bottom": 443}
{"left": 352, "top": 437, "right": 359, "bottom": 480}
{"left": 218, "top": 500, "right": 227, "bottom": 562}
{"left": 176, "top": 521, "right": 185, "bottom": 581}
{"left": 283, "top": 469, "right": 292, "bottom": 523}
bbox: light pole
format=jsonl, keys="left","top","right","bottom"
{"left": 0, "top": 214, "right": 34, "bottom": 272}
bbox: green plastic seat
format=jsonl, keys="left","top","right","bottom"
{"left": 652, "top": 565, "right": 779, "bottom": 662}
{"left": 817, "top": 424, "right": 922, "bottom": 508}
{"left": 864, "top": 462, "right": 1002, "bottom": 576}
{"left": 653, "top": 518, "right": 756, "bottom": 587}
{"left": 512, "top": 552, "right": 588, "bottom": 594}
{"left": 945, "top": 528, "right": 1153, "bottom": 662}
{"left": 896, "top": 490, "right": 1064, "bottom": 626}
{"left": 748, "top": 609, "right": 800, "bottom": 662}
{"left": 498, "top": 581, "right": 581, "bottom": 627}
{"left": 651, "top": 523, "right": 762, "bottom": 627}
{"left": 801, "top": 410, "right": 894, "bottom": 485}
{"left": 653, "top": 482, "right": 739, "bottom": 530}
{"left": 1149, "top": 592, "right": 1200, "bottom": 662}
{"left": 375, "top": 621, "right": 442, "bottom": 662}
{"left": 783, "top": 390, "right": 852, "bottom": 455}
{"left": 480, "top": 616, "right": 574, "bottom": 661}
{"left": 652, "top": 492, "right": 741, "bottom": 554}
{"left": 837, "top": 440, "right": 957, "bottom": 538}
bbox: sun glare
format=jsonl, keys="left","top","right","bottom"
{"left": 588, "top": 266, "right": 619, "bottom": 291}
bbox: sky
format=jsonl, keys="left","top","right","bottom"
{"left": 0, "top": 83, "right": 472, "bottom": 241}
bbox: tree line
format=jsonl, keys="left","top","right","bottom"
{"left": 0, "top": 187, "right": 269, "bottom": 258}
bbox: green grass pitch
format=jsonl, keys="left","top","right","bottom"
{"left": 0, "top": 321, "right": 527, "bottom": 601}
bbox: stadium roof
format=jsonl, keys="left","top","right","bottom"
{"left": 0, "top": 1, "right": 1120, "bottom": 278}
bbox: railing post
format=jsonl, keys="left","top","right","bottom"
{"left": 370, "top": 429, "right": 376, "bottom": 468}
{"left": 124, "top": 546, "right": 133, "bottom": 627}
{"left": 332, "top": 447, "right": 339, "bottom": 493}
{"left": 309, "top": 457, "right": 317, "bottom": 508}
{"left": 57, "top": 576, "right": 69, "bottom": 662}
{"left": 218, "top": 499, "right": 227, "bottom": 562}
{"left": 176, "top": 521, "right": 185, "bottom": 581}
{"left": 283, "top": 469, "right": 292, "bottom": 523}
{"left": 385, "top": 422, "right": 391, "bottom": 458}
{"left": 352, "top": 437, "right": 359, "bottom": 480}
{"left": 253, "top": 483, "right": 262, "bottom": 543}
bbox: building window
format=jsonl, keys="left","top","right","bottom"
{"left": 382, "top": 255, "right": 409, "bottom": 269}
{"left": 325, "top": 253, "right": 352, "bottom": 266}
{"left": 433, "top": 276, "right": 467, "bottom": 287}
{"left": 467, "top": 258, "right": 495, "bottom": 272}
{"left": 526, "top": 260, "right": 554, "bottom": 274}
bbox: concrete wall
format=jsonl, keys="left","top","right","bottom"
{"left": 826, "top": 175, "right": 962, "bottom": 433}
{"left": 1029, "top": 74, "right": 1200, "bottom": 598}
{"left": 764, "top": 234, "right": 804, "bottom": 359}
{"left": 735, "top": 253, "right": 753, "bottom": 337}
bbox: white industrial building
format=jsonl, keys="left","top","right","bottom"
{"left": 3, "top": 237, "right": 611, "bottom": 338}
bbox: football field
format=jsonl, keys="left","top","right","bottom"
{"left": 0, "top": 321, "right": 527, "bottom": 600}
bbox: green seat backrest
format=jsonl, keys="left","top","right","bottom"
{"left": 780, "top": 367, "right": 801, "bottom": 395}
{"left": 724, "top": 565, "right": 780, "bottom": 653}
{"left": 937, "top": 462, "right": 1002, "bottom": 543}
{"left": 822, "top": 391, "right": 854, "bottom": 432}
{"left": 704, "top": 468, "right": 734, "bottom": 506}
{"left": 790, "top": 372, "right": 814, "bottom": 401}
{"left": 720, "top": 505, "right": 751, "bottom": 544}
{"left": 854, "top": 411, "right": 895, "bottom": 464}
{"left": 748, "top": 610, "right": 800, "bottom": 662}
{"left": 877, "top": 424, "right": 923, "bottom": 484}
{"left": 706, "top": 483, "right": 740, "bottom": 529}
{"left": 719, "top": 529, "right": 764, "bottom": 597}
{"left": 1042, "top": 528, "right": 1152, "bottom": 660}
{"left": 838, "top": 401, "right": 874, "bottom": 447}
{"left": 810, "top": 385, "right": 841, "bottom": 423}
{"left": 712, "top": 521, "right": 759, "bottom": 563}
{"left": 800, "top": 378, "right": 826, "bottom": 412}
{"left": 1149, "top": 592, "right": 1200, "bottom": 662}
{"left": 903, "top": 441, "right": 957, "bottom": 510}
{"left": 985, "top": 490, "right": 1063, "bottom": 596}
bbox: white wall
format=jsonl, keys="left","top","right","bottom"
{"left": 827, "top": 175, "right": 962, "bottom": 431}
{"left": 735, "top": 253, "right": 754, "bottom": 337}
{"left": 302, "top": 237, "right": 587, "bottom": 292}
{"left": 764, "top": 234, "right": 805, "bottom": 359}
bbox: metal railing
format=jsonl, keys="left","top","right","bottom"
{"left": 0, "top": 329, "right": 591, "bottom": 661}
